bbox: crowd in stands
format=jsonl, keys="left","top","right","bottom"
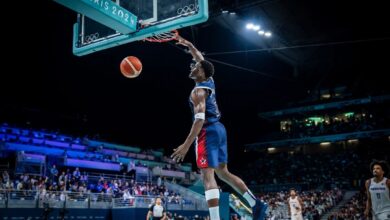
{"left": 2, "top": 166, "right": 345, "bottom": 220}
{"left": 0, "top": 168, "right": 209, "bottom": 219}
{"left": 280, "top": 111, "right": 388, "bottom": 139}
{"left": 0, "top": 166, "right": 194, "bottom": 206}
{"left": 262, "top": 189, "right": 343, "bottom": 220}
{"left": 0, "top": 124, "right": 192, "bottom": 178}
{"left": 231, "top": 189, "right": 343, "bottom": 220}
{"left": 1, "top": 123, "right": 389, "bottom": 220}
{"left": 257, "top": 110, "right": 389, "bottom": 142}
{"left": 326, "top": 191, "right": 366, "bottom": 220}
{"left": 241, "top": 151, "right": 367, "bottom": 189}
{"left": 0, "top": 124, "right": 157, "bottom": 162}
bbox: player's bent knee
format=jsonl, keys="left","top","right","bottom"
{"left": 215, "top": 169, "right": 229, "bottom": 181}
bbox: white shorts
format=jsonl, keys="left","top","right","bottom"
{"left": 291, "top": 214, "right": 303, "bottom": 220}
{"left": 372, "top": 212, "right": 390, "bottom": 220}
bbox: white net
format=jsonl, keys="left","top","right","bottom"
{"left": 144, "top": 30, "right": 179, "bottom": 43}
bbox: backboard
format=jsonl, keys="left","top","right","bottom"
{"left": 71, "top": 0, "right": 208, "bottom": 56}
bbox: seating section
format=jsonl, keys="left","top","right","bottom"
{"left": 0, "top": 125, "right": 192, "bottom": 177}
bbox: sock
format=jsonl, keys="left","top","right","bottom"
{"left": 209, "top": 206, "right": 220, "bottom": 220}
{"left": 205, "top": 189, "right": 220, "bottom": 220}
{"left": 243, "top": 190, "right": 257, "bottom": 207}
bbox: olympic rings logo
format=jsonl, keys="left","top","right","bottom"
{"left": 177, "top": 4, "right": 199, "bottom": 15}
{"left": 84, "top": 33, "right": 100, "bottom": 43}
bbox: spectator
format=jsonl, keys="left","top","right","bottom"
{"left": 50, "top": 165, "right": 58, "bottom": 181}
{"left": 2, "top": 171, "right": 9, "bottom": 183}
{"left": 73, "top": 167, "right": 81, "bottom": 181}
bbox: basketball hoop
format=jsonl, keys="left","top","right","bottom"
{"left": 143, "top": 30, "right": 179, "bottom": 43}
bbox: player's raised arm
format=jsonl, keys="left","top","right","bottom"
{"left": 176, "top": 35, "right": 204, "bottom": 62}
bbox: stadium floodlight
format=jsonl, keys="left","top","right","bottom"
{"left": 246, "top": 23, "right": 254, "bottom": 29}
{"left": 253, "top": 25, "right": 260, "bottom": 31}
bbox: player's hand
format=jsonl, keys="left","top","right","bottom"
{"left": 171, "top": 144, "right": 190, "bottom": 163}
{"left": 176, "top": 35, "right": 192, "bottom": 47}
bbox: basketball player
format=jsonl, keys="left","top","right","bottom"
{"left": 170, "top": 35, "right": 267, "bottom": 220}
{"left": 364, "top": 160, "right": 390, "bottom": 220}
{"left": 287, "top": 188, "right": 303, "bottom": 220}
{"left": 146, "top": 197, "right": 166, "bottom": 220}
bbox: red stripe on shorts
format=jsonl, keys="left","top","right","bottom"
{"left": 196, "top": 128, "right": 208, "bottom": 168}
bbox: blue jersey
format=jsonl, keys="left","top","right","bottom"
{"left": 189, "top": 77, "right": 221, "bottom": 124}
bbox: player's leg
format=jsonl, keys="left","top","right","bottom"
{"left": 215, "top": 164, "right": 266, "bottom": 211}
{"left": 213, "top": 122, "right": 256, "bottom": 203}
{"left": 215, "top": 165, "right": 267, "bottom": 220}
{"left": 202, "top": 168, "right": 220, "bottom": 220}
{"left": 196, "top": 127, "right": 220, "bottom": 220}
{"left": 213, "top": 122, "right": 267, "bottom": 220}
{"left": 215, "top": 164, "right": 251, "bottom": 199}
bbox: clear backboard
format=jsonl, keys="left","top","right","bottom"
{"left": 59, "top": 0, "right": 209, "bottom": 56}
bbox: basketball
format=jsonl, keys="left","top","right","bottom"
{"left": 120, "top": 56, "right": 142, "bottom": 78}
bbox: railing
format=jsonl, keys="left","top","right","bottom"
{"left": 0, "top": 190, "right": 207, "bottom": 211}
{"left": 87, "top": 172, "right": 134, "bottom": 182}
{"left": 229, "top": 194, "right": 252, "bottom": 220}
{"left": 7, "top": 190, "right": 38, "bottom": 208}
{"left": 0, "top": 190, "right": 7, "bottom": 208}
{"left": 165, "top": 182, "right": 208, "bottom": 211}
{"left": 152, "top": 167, "right": 186, "bottom": 179}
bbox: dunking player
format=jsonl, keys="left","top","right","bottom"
{"left": 364, "top": 160, "right": 390, "bottom": 220}
{"left": 287, "top": 188, "right": 304, "bottom": 220}
{"left": 170, "top": 35, "right": 267, "bottom": 220}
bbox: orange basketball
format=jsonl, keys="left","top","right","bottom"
{"left": 120, "top": 56, "right": 142, "bottom": 78}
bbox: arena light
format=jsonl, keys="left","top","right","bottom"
{"left": 246, "top": 22, "right": 272, "bottom": 38}
{"left": 321, "top": 94, "right": 331, "bottom": 99}
{"left": 222, "top": 10, "right": 229, "bottom": 14}
{"left": 267, "top": 147, "right": 276, "bottom": 153}
{"left": 344, "top": 112, "right": 354, "bottom": 117}
{"left": 229, "top": 12, "right": 236, "bottom": 15}
{"left": 246, "top": 23, "right": 254, "bottom": 29}
{"left": 308, "top": 117, "right": 324, "bottom": 123}
{"left": 320, "top": 142, "right": 331, "bottom": 146}
{"left": 347, "top": 139, "right": 359, "bottom": 143}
